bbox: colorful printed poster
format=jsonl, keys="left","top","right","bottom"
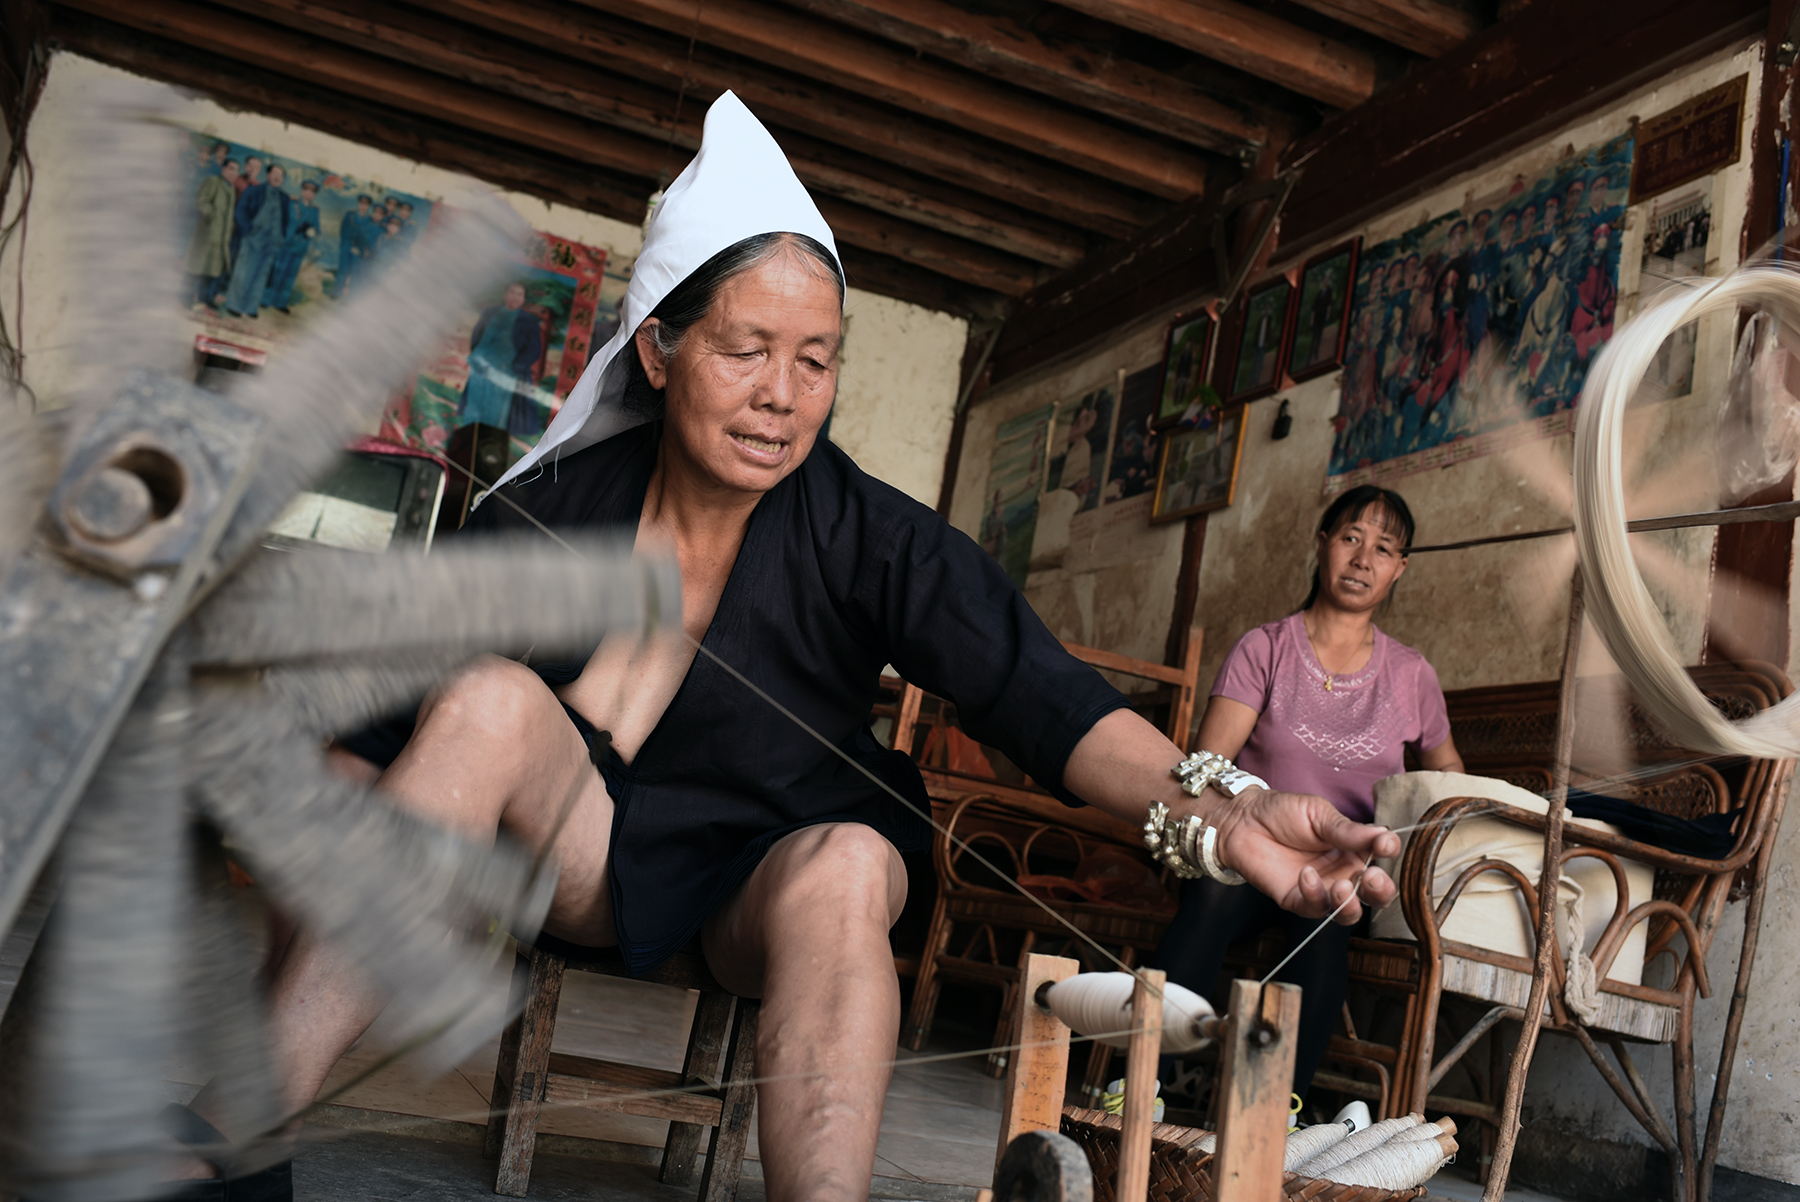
{"left": 379, "top": 231, "right": 609, "bottom": 458}
{"left": 179, "top": 133, "right": 435, "bottom": 352}
{"left": 1045, "top": 383, "right": 1116, "bottom": 516}
{"left": 1327, "top": 133, "right": 1634, "bottom": 491}
{"left": 979, "top": 405, "right": 1054, "bottom": 587}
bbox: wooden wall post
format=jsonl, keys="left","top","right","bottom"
{"left": 1214, "top": 979, "right": 1302, "bottom": 1202}
{"left": 1115, "top": 968, "right": 1164, "bottom": 1202}
{"left": 994, "top": 952, "right": 1079, "bottom": 1178}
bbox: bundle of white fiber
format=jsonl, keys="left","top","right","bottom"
{"left": 1318, "top": 1132, "right": 1458, "bottom": 1190}
{"left": 1042, "top": 972, "right": 1217, "bottom": 1052}
{"left": 1196, "top": 1131, "right": 1216, "bottom": 1155}
{"left": 1282, "top": 1122, "right": 1349, "bottom": 1171}
{"left": 1390, "top": 1117, "right": 1457, "bottom": 1143}
{"left": 1574, "top": 267, "right": 1800, "bottom": 759}
{"left": 1294, "top": 1114, "right": 1422, "bottom": 1176}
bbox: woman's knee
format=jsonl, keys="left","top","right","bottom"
{"left": 766, "top": 824, "right": 907, "bottom": 927}
{"left": 417, "top": 655, "right": 554, "bottom": 748}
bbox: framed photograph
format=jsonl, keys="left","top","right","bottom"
{"left": 1286, "top": 238, "right": 1360, "bottom": 381}
{"left": 1150, "top": 404, "right": 1246, "bottom": 523}
{"left": 1153, "top": 309, "right": 1215, "bottom": 428}
{"left": 1224, "top": 276, "right": 1293, "bottom": 402}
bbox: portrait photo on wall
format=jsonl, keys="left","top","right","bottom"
{"left": 1154, "top": 310, "right": 1216, "bottom": 426}
{"left": 1045, "top": 383, "right": 1117, "bottom": 516}
{"left": 1635, "top": 180, "right": 1713, "bottom": 397}
{"left": 978, "top": 404, "right": 1055, "bottom": 587}
{"left": 1102, "top": 364, "right": 1164, "bottom": 505}
{"left": 1287, "top": 239, "right": 1360, "bottom": 380}
{"left": 1150, "top": 404, "right": 1245, "bottom": 524}
{"left": 1327, "top": 131, "right": 1633, "bottom": 488}
{"left": 1225, "top": 276, "right": 1293, "bottom": 402}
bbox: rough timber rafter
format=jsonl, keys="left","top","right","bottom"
{"left": 1052, "top": 0, "right": 1377, "bottom": 109}
{"left": 1286, "top": 0, "right": 1482, "bottom": 57}
{"left": 574, "top": 0, "right": 1212, "bottom": 200}
{"left": 781, "top": 0, "right": 1268, "bottom": 152}
{"left": 201, "top": 0, "right": 1088, "bottom": 268}
{"left": 427, "top": 0, "right": 1163, "bottom": 238}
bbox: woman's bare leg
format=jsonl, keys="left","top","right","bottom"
{"left": 192, "top": 656, "right": 619, "bottom": 1128}
{"left": 701, "top": 823, "right": 908, "bottom": 1202}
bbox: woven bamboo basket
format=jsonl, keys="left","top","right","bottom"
{"left": 1058, "top": 1107, "right": 1429, "bottom": 1202}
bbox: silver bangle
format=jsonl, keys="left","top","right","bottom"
{"left": 1143, "top": 801, "right": 1246, "bottom": 886}
{"left": 1171, "top": 751, "right": 1268, "bottom": 799}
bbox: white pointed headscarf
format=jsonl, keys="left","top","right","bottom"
{"left": 482, "top": 90, "right": 842, "bottom": 499}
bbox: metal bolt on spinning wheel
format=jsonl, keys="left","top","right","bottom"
{"left": 0, "top": 82, "right": 678, "bottom": 1201}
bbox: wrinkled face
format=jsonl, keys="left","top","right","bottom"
{"left": 639, "top": 248, "right": 842, "bottom": 496}
{"left": 1316, "top": 504, "right": 1408, "bottom": 613}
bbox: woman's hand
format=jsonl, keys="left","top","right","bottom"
{"left": 1207, "top": 787, "right": 1401, "bottom": 923}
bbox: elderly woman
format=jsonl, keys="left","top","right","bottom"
{"left": 181, "top": 95, "right": 1399, "bottom": 1202}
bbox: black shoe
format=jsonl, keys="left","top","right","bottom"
{"left": 160, "top": 1104, "right": 293, "bottom": 1202}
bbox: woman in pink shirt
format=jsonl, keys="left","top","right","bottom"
{"left": 1151, "top": 485, "right": 1463, "bottom": 1106}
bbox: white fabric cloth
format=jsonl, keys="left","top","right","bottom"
{"left": 482, "top": 90, "right": 841, "bottom": 500}
{"left": 1369, "top": 771, "right": 1654, "bottom": 990}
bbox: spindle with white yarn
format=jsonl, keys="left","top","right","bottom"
{"left": 1036, "top": 972, "right": 1221, "bottom": 1052}
{"left": 1319, "top": 1132, "right": 1459, "bottom": 1189}
{"left": 1282, "top": 1121, "right": 1349, "bottom": 1171}
{"left": 1294, "top": 1114, "right": 1422, "bottom": 1175}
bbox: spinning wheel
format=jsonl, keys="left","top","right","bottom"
{"left": 0, "top": 81, "right": 676, "bottom": 1200}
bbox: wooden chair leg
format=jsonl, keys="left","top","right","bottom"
{"left": 698, "top": 997, "right": 759, "bottom": 1202}
{"left": 1673, "top": 1003, "right": 1698, "bottom": 1202}
{"left": 902, "top": 896, "right": 949, "bottom": 1051}
{"left": 484, "top": 948, "right": 532, "bottom": 1160}
{"left": 662, "top": 991, "right": 735, "bottom": 1186}
{"left": 492, "top": 947, "right": 567, "bottom": 1198}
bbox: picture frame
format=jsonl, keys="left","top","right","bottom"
{"left": 1223, "top": 275, "right": 1293, "bottom": 402}
{"left": 1149, "top": 404, "right": 1246, "bottom": 523}
{"left": 1285, "top": 238, "right": 1360, "bottom": 381}
{"left": 1152, "top": 309, "right": 1216, "bottom": 428}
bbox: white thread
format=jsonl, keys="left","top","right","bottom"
{"left": 1283, "top": 1121, "right": 1349, "bottom": 1170}
{"left": 1043, "top": 972, "right": 1216, "bottom": 1052}
{"left": 1318, "top": 1134, "right": 1455, "bottom": 1189}
{"left": 1294, "top": 1113, "right": 1421, "bottom": 1175}
{"left": 1574, "top": 267, "right": 1800, "bottom": 759}
{"left": 1561, "top": 881, "right": 1603, "bottom": 1024}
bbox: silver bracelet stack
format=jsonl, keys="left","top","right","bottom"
{"left": 1141, "top": 752, "right": 1267, "bottom": 885}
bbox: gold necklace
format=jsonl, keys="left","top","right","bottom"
{"left": 1305, "top": 619, "right": 1373, "bottom": 693}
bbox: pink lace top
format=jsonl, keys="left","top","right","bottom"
{"left": 1212, "top": 612, "right": 1450, "bottom": 823}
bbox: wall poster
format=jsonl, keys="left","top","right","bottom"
{"left": 1326, "top": 132, "right": 1634, "bottom": 493}
{"left": 979, "top": 404, "right": 1055, "bottom": 587}
{"left": 177, "top": 132, "right": 609, "bottom": 463}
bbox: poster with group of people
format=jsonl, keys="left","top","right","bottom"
{"left": 178, "top": 133, "right": 613, "bottom": 460}
{"left": 1327, "top": 132, "right": 1635, "bottom": 489}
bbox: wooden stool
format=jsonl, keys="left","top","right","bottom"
{"left": 485, "top": 935, "right": 759, "bottom": 1201}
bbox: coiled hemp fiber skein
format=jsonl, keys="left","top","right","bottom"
{"left": 1574, "top": 267, "right": 1800, "bottom": 759}
{"left": 1282, "top": 1122, "right": 1349, "bottom": 1171}
{"left": 1320, "top": 1133, "right": 1458, "bottom": 1190}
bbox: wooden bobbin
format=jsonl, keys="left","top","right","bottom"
{"left": 1214, "top": 979, "right": 1302, "bottom": 1202}
{"left": 996, "top": 953, "right": 1080, "bottom": 1179}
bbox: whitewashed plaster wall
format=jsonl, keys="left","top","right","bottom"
{"left": 955, "top": 37, "right": 1800, "bottom": 1184}
{"left": 2, "top": 53, "right": 963, "bottom": 505}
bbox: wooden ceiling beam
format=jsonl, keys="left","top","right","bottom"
{"left": 48, "top": 9, "right": 654, "bottom": 223}
{"left": 574, "top": 0, "right": 1211, "bottom": 200}
{"left": 815, "top": 198, "right": 1041, "bottom": 295}
{"left": 780, "top": 0, "right": 1266, "bottom": 151}
{"left": 56, "top": 0, "right": 1041, "bottom": 295}
{"left": 50, "top": 8, "right": 1011, "bottom": 321}
{"left": 1285, "top": 0, "right": 1482, "bottom": 57}
{"left": 204, "top": 0, "right": 1088, "bottom": 267}
{"left": 1051, "top": 0, "right": 1377, "bottom": 109}
{"left": 427, "top": 0, "right": 1160, "bottom": 238}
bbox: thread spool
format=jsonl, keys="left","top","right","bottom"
{"left": 1282, "top": 1121, "right": 1349, "bottom": 1171}
{"left": 1037, "top": 972, "right": 1220, "bottom": 1053}
{"left": 1318, "top": 1132, "right": 1459, "bottom": 1190}
{"left": 1391, "top": 1117, "right": 1456, "bottom": 1143}
{"left": 1293, "top": 1114, "right": 1422, "bottom": 1175}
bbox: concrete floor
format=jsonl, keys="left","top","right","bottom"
{"left": 175, "top": 965, "right": 1568, "bottom": 1202}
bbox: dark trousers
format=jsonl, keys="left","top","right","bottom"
{"left": 1148, "top": 875, "right": 1364, "bottom": 1101}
